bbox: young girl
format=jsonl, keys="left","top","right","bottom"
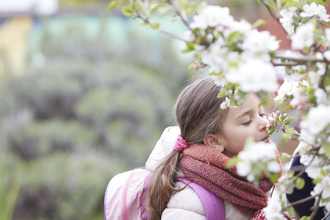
{"left": 144, "top": 77, "right": 275, "bottom": 220}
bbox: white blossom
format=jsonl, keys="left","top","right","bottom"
{"left": 274, "top": 81, "right": 299, "bottom": 101}
{"left": 223, "top": 19, "right": 251, "bottom": 37}
{"left": 220, "top": 97, "right": 231, "bottom": 109}
{"left": 300, "top": 105, "right": 330, "bottom": 135}
{"left": 279, "top": 8, "right": 297, "bottom": 35}
{"left": 299, "top": 129, "right": 317, "bottom": 145}
{"left": 291, "top": 23, "right": 315, "bottom": 50}
{"left": 304, "top": 156, "right": 323, "bottom": 179}
{"left": 183, "top": 30, "right": 196, "bottom": 42}
{"left": 316, "top": 62, "right": 326, "bottom": 75}
{"left": 318, "top": 4, "right": 330, "bottom": 22}
{"left": 241, "top": 30, "right": 279, "bottom": 61}
{"left": 315, "top": 88, "right": 327, "bottom": 104}
{"left": 228, "top": 59, "right": 278, "bottom": 92}
{"left": 324, "top": 51, "right": 330, "bottom": 61}
{"left": 201, "top": 39, "right": 227, "bottom": 73}
{"left": 308, "top": 71, "right": 321, "bottom": 85}
{"left": 211, "top": 74, "right": 227, "bottom": 87}
{"left": 325, "top": 29, "right": 330, "bottom": 41}
{"left": 326, "top": 202, "right": 330, "bottom": 212}
{"left": 290, "top": 87, "right": 306, "bottom": 110}
{"left": 312, "top": 177, "right": 330, "bottom": 201}
{"left": 190, "top": 5, "right": 234, "bottom": 30}
{"left": 263, "top": 196, "right": 286, "bottom": 220}
{"left": 300, "top": 3, "right": 320, "bottom": 17}
{"left": 268, "top": 161, "right": 281, "bottom": 173}
{"left": 237, "top": 142, "right": 279, "bottom": 179}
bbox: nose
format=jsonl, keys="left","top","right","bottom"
{"left": 257, "top": 115, "right": 268, "bottom": 132}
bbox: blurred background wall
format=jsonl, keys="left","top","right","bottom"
{"left": 0, "top": 0, "right": 299, "bottom": 219}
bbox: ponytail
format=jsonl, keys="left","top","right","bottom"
{"left": 146, "top": 150, "right": 183, "bottom": 220}
{"left": 146, "top": 77, "right": 227, "bottom": 219}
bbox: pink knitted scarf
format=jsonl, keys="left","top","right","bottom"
{"left": 180, "top": 144, "right": 274, "bottom": 215}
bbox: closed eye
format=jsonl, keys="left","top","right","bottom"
{"left": 243, "top": 119, "right": 252, "bottom": 125}
{"left": 259, "top": 113, "right": 266, "bottom": 117}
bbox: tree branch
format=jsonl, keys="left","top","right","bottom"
{"left": 287, "top": 193, "right": 321, "bottom": 207}
{"left": 275, "top": 55, "right": 329, "bottom": 64}
{"left": 135, "top": 12, "right": 187, "bottom": 41}
{"left": 272, "top": 62, "right": 301, "bottom": 66}
{"left": 262, "top": 0, "right": 290, "bottom": 38}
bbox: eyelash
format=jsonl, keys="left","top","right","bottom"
{"left": 242, "top": 113, "right": 266, "bottom": 126}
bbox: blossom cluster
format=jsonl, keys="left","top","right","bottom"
{"left": 186, "top": 5, "right": 279, "bottom": 95}
{"left": 279, "top": 2, "right": 330, "bottom": 50}
{"left": 236, "top": 141, "right": 281, "bottom": 182}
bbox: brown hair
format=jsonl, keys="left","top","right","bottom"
{"left": 146, "top": 77, "right": 228, "bottom": 220}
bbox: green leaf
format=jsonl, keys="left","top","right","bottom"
{"left": 181, "top": 43, "right": 196, "bottom": 53}
{"left": 307, "top": 0, "right": 327, "bottom": 6}
{"left": 300, "top": 216, "right": 310, "bottom": 220}
{"left": 225, "top": 156, "right": 241, "bottom": 168}
{"left": 269, "top": 173, "right": 279, "bottom": 183}
{"left": 186, "top": 42, "right": 195, "bottom": 50}
{"left": 275, "top": 116, "right": 280, "bottom": 122}
{"left": 107, "top": 1, "right": 119, "bottom": 10}
{"left": 251, "top": 19, "right": 267, "bottom": 29}
{"left": 150, "top": 22, "right": 160, "bottom": 30}
{"left": 157, "top": 6, "right": 173, "bottom": 16}
{"left": 280, "top": 0, "right": 288, "bottom": 5}
{"left": 266, "top": 0, "right": 277, "bottom": 11}
{"left": 296, "top": 177, "right": 305, "bottom": 190}
{"left": 286, "top": 0, "right": 300, "bottom": 7}
{"left": 321, "top": 169, "right": 327, "bottom": 176}
{"left": 285, "top": 104, "right": 294, "bottom": 111}
{"left": 227, "top": 31, "right": 241, "bottom": 43}
{"left": 313, "top": 178, "right": 322, "bottom": 184}
{"left": 281, "top": 133, "right": 290, "bottom": 141}
{"left": 188, "top": 63, "right": 195, "bottom": 70}
{"left": 322, "top": 142, "right": 330, "bottom": 154}
{"left": 121, "top": 5, "right": 134, "bottom": 17}
{"left": 281, "top": 152, "right": 291, "bottom": 161}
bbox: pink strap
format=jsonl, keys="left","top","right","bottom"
{"left": 122, "top": 171, "right": 136, "bottom": 220}
{"left": 140, "top": 176, "right": 225, "bottom": 220}
{"left": 177, "top": 178, "right": 226, "bottom": 220}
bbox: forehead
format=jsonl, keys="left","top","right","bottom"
{"left": 226, "top": 93, "right": 261, "bottom": 119}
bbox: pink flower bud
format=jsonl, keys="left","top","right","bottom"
{"left": 268, "top": 117, "right": 275, "bottom": 123}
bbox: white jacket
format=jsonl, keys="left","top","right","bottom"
{"left": 145, "top": 126, "right": 251, "bottom": 220}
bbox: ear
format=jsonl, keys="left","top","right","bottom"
{"left": 203, "top": 134, "right": 225, "bottom": 152}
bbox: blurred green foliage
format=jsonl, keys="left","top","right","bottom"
{"left": 1, "top": 15, "right": 195, "bottom": 220}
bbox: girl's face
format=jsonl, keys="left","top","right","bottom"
{"left": 221, "top": 93, "right": 269, "bottom": 157}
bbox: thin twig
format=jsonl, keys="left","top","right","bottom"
{"left": 135, "top": 12, "right": 187, "bottom": 41}
{"left": 321, "top": 212, "right": 330, "bottom": 220}
{"left": 310, "top": 191, "right": 322, "bottom": 220}
{"left": 168, "top": 0, "right": 190, "bottom": 29}
{"left": 287, "top": 193, "right": 321, "bottom": 207}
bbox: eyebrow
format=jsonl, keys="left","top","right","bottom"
{"left": 236, "top": 109, "right": 253, "bottom": 120}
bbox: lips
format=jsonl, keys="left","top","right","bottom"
{"left": 261, "top": 136, "right": 270, "bottom": 143}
